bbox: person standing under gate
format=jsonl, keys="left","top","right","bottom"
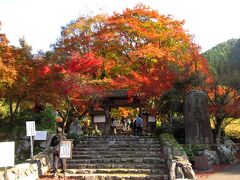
{"left": 135, "top": 115, "right": 143, "bottom": 136}
{"left": 112, "top": 118, "right": 118, "bottom": 134}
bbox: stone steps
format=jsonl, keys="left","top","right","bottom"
{"left": 64, "top": 173, "right": 167, "bottom": 180}
{"left": 66, "top": 135, "right": 168, "bottom": 180}
{"left": 80, "top": 135, "right": 158, "bottom": 141}
{"left": 78, "top": 141, "right": 160, "bottom": 145}
{"left": 66, "top": 168, "right": 165, "bottom": 174}
{"left": 67, "top": 163, "right": 165, "bottom": 169}
{"left": 73, "top": 147, "right": 162, "bottom": 151}
{"left": 71, "top": 153, "right": 163, "bottom": 159}
{"left": 72, "top": 150, "right": 162, "bottom": 155}
{"left": 68, "top": 157, "right": 164, "bottom": 164}
{"left": 75, "top": 144, "right": 161, "bottom": 148}
{"left": 77, "top": 139, "right": 159, "bottom": 143}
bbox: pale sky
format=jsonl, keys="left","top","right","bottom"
{"left": 0, "top": 0, "right": 240, "bottom": 53}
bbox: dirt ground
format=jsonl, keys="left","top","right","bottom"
{"left": 196, "top": 153, "right": 240, "bottom": 180}
{"left": 196, "top": 163, "right": 240, "bottom": 180}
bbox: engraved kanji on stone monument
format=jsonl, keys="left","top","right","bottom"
{"left": 184, "top": 90, "right": 213, "bottom": 144}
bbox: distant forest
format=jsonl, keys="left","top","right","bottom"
{"left": 203, "top": 38, "right": 240, "bottom": 89}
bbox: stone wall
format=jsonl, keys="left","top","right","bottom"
{"left": 159, "top": 133, "right": 196, "bottom": 180}
{"left": 0, "top": 147, "right": 53, "bottom": 180}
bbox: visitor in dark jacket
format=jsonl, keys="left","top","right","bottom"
{"left": 135, "top": 115, "right": 143, "bottom": 135}
{"left": 50, "top": 127, "right": 67, "bottom": 177}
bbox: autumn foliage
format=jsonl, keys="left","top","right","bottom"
{"left": 207, "top": 85, "right": 240, "bottom": 118}
{"left": 0, "top": 5, "right": 213, "bottom": 127}
{"left": 0, "top": 24, "right": 17, "bottom": 87}
{"left": 200, "top": 84, "right": 240, "bottom": 143}
{"left": 36, "top": 52, "right": 103, "bottom": 107}
{"left": 54, "top": 4, "right": 210, "bottom": 101}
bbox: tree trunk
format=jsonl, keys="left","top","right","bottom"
{"left": 215, "top": 117, "right": 223, "bottom": 144}
{"left": 9, "top": 97, "right": 23, "bottom": 125}
{"left": 9, "top": 99, "right": 15, "bottom": 125}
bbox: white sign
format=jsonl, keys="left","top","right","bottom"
{"left": 60, "top": 140, "right": 72, "bottom": 159}
{"left": 148, "top": 116, "right": 156, "bottom": 122}
{"left": 0, "top": 142, "right": 15, "bottom": 167}
{"left": 94, "top": 115, "right": 105, "bottom": 123}
{"left": 34, "top": 131, "right": 48, "bottom": 140}
{"left": 26, "top": 121, "right": 36, "bottom": 136}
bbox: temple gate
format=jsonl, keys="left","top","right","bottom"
{"left": 90, "top": 89, "right": 156, "bottom": 135}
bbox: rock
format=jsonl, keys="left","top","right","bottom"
{"left": 22, "top": 139, "right": 31, "bottom": 149}
{"left": 30, "top": 163, "right": 38, "bottom": 171}
{"left": 15, "top": 163, "right": 30, "bottom": 169}
{"left": 198, "top": 150, "right": 220, "bottom": 165}
{"left": 0, "top": 170, "right": 4, "bottom": 178}
{"left": 169, "top": 162, "right": 176, "bottom": 180}
{"left": 217, "top": 144, "right": 236, "bottom": 164}
{"left": 194, "top": 155, "right": 212, "bottom": 171}
{"left": 224, "top": 139, "right": 238, "bottom": 153}
{"left": 172, "top": 147, "right": 187, "bottom": 158}
{"left": 160, "top": 133, "right": 196, "bottom": 179}
{"left": 16, "top": 145, "right": 22, "bottom": 154}
{"left": 41, "top": 166, "right": 49, "bottom": 174}
{"left": 39, "top": 141, "right": 47, "bottom": 148}
{"left": 19, "top": 155, "right": 24, "bottom": 160}
{"left": 16, "top": 139, "right": 30, "bottom": 153}
{"left": 182, "top": 164, "right": 197, "bottom": 179}
{"left": 39, "top": 157, "right": 48, "bottom": 166}
{"left": 176, "top": 166, "right": 184, "bottom": 179}
{"left": 170, "top": 156, "right": 196, "bottom": 180}
{"left": 6, "top": 171, "right": 16, "bottom": 180}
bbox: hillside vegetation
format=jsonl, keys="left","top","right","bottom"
{"left": 203, "top": 39, "right": 240, "bottom": 141}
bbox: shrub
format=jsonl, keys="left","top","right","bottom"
{"left": 182, "top": 144, "right": 211, "bottom": 161}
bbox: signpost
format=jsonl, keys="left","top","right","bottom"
{"left": 26, "top": 121, "right": 36, "bottom": 158}
{"left": 60, "top": 140, "right": 73, "bottom": 180}
{"left": 34, "top": 131, "right": 48, "bottom": 141}
{"left": 94, "top": 115, "right": 106, "bottom": 123}
{"left": 148, "top": 116, "right": 156, "bottom": 122}
{"left": 0, "top": 142, "right": 15, "bottom": 180}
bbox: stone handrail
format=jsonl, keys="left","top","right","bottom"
{"left": 159, "top": 133, "right": 196, "bottom": 180}
{"left": 0, "top": 147, "right": 53, "bottom": 180}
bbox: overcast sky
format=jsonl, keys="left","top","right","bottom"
{"left": 0, "top": 0, "right": 240, "bottom": 53}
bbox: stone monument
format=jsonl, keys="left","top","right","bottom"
{"left": 69, "top": 119, "right": 83, "bottom": 135}
{"left": 184, "top": 90, "right": 213, "bottom": 144}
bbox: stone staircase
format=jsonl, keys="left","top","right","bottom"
{"left": 65, "top": 135, "right": 168, "bottom": 180}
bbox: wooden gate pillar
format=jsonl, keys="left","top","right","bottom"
{"left": 104, "top": 106, "right": 111, "bottom": 135}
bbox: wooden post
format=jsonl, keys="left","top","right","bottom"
{"left": 104, "top": 106, "right": 111, "bottom": 136}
